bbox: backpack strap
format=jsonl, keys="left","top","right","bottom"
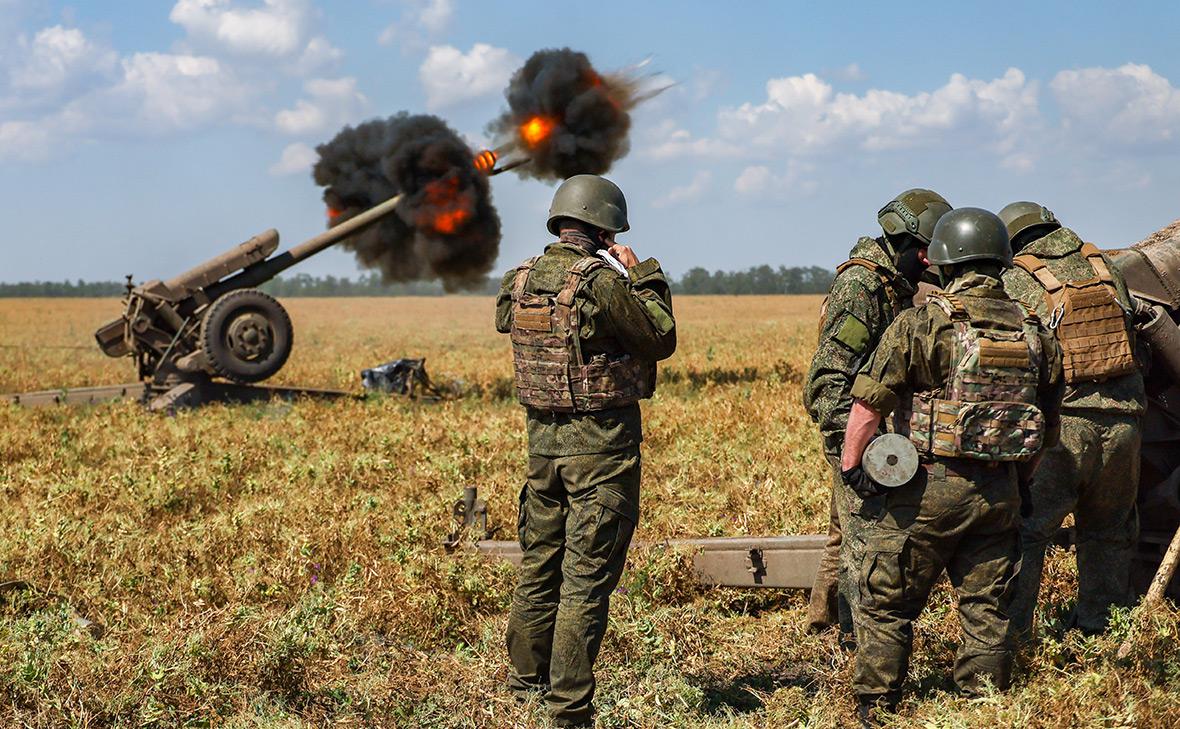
{"left": 511, "top": 256, "right": 541, "bottom": 300}
{"left": 556, "top": 257, "right": 607, "bottom": 307}
{"left": 1081, "top": 242, "right": 1117, "bottom": 285}
{"left": 554, "top": 257, "right": 608, "bottom": 366}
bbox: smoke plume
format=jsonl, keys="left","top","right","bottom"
{"left": 488, "top": 48, "right": 656, "bottom": 180}
{"left": 312, "top": 113, "right": 500, "bottom": 291}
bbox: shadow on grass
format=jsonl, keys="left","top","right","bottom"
{"left": 694, "top": 661, "right": 817, "bottom": 715}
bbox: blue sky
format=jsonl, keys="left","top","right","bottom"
{"left": 2, "top": 0, "right": 1180, "bottom": 283}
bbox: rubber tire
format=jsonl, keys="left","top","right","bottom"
{"left": 200, "top": 289, "right": 293, "bottom": 383}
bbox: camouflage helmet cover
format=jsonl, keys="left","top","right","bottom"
{"left": 927, "top": 207, "right": 1013, "bottom": 267}
{"left": 877, "top": 188, "right": 952, "bottom": 246}
{"left": 998, "top": 200, "right": 1061, "bottom": 242}
{"left": 546, "top": 174, "right": 630, "bottom": 235}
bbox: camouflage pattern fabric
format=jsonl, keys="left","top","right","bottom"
{"left": 1008, "top": 412, "right": 1141, "bottom": 640}
{"left": 505, "top": 446, "right": 640, "bottom": 727}
{"left": 898, "top": 292, "right": 1047, "bottom": 462}
{"left": 1001, "top": 227, "right": 1146, "bottom": 415}
{"left": 853, "top": 463, "right": 1022, "bottom": 703}
{"left": 509, "top": 256, "right": 656, "bottom": 412}
{"left": 803, "top": 237, "right": 916, "bottom": 631}
{"left": 849, "top": 270, "right": 1063, "bottom": 705}
{"left": 495, "top": 237, "right": 676, "bottom": 457}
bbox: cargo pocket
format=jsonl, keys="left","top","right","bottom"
{"left": 860, "top": 531, "right": 909, "bottom": 607}
{"left": 588, "top": 487, "right": 639, "bottom": 566}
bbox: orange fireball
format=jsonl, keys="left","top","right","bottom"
{"left": 432, "top": 208, "right": 471, "bottom": 234}
{"left": 520, "top": 116, "right": 555, "bottom": 148}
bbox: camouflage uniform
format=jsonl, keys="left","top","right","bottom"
{"left": 1002, "top": 227, "right": 1145, "bottom": 638}
{"left": 849, "top": 272, "right": 1064, "bottom": 706}
{"left": 803, "top": 237, "right": 915, "bottom": 632}
{"left": 495, "top": 232, "right": 676, "bottom": 727}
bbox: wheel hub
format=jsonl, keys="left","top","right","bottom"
{"left": 226, "top": 312, "right": 273, "bottom": 361}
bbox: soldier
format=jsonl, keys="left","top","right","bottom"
{"left": 804, "top": 189, "right": 952, "bottom": 637}
{"left": 999, "top": 201, "right": 1145, "bottom": 640}
{"left": 494, "top": 174, "right": 676, "bottom": 728}
{"left": 839, "top": 208, "right": 1064, "bottom": 722}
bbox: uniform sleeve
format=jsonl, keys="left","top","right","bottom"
{"left": 802, "top": 273, "right": 885, "bottom": 445}
{"left": 850, "top": 307, "right": 949, "bottom": 418}
{"left": 587, "top": 258, "right": 677, "bottom": 361}
{"left": 494, "top": 269, "right": 517, "bottom": 334}
{"left": 1036, "top": 324, "right": 1066, "bottom": 447}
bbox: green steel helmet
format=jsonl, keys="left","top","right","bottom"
{"left": 877, "top": 188, "right": 952, "bottom": 246}
{"left": 927, "top": 207, "right": 1013, "bottom": 266}
{"left": 546, "top": 174, "right": 630, "bottom": 235}
{"left": 998, "top": 200, "right": 1061, "bottom": 243}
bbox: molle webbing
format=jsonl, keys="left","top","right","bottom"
{"left": 899, "top": 292, "right": 1045, "bottom": 462}
{"left": 509, "top": 255, "right": 654, "bottom": 412}
{"left": 1012, "top": 244, "right": 1135, "bottom": 383}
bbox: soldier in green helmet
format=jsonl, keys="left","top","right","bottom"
{"left": 841, "top": 208, "right": 1064, "bottom": 724}
{"left": 999, "top": 201, "right": 1145, "bottom": 641}
{"left": 494, "top": 174, "right": 676, "bottom": 728}
{"left": 804, "top": 188, "right": 952, "bottom": 640}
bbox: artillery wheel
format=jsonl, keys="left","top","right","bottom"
{"left": 200, "top": 289, "right": 293, "bottom": 383}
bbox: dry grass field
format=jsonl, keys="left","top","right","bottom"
{"left": 1, "top": 296, "right": 1178, "bottom": 728}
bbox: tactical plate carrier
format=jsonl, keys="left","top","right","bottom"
{"left": 897, "top": 292, "right": 1046, "bottom": 462}
{"left": 1013, "top": 243, "right": 1135, "bottom": 384}
{"left": 509, "top": 256, "right": 654, "bottom": 412}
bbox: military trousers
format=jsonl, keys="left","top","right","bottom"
{"left": 807, "top": 462, "right": 867, "bottom": 636}
{"left": 854, "top": 461, "right": 1021, "bottom": 703}
{"left": 505, "top": 446, "right": 640, "bottom": 727}
{"left": 1009, "top": 412, "right": 1140, "bottom": 640}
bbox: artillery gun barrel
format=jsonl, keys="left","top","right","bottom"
{"left": 205, "top": 193, "right": 404, "bottom": 298}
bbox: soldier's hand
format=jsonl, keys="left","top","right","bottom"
{"left": 608, "top": 244, "right": 640, "bottom": 269}
{"left": 841, "top": 465, "right": 883, "bottom": 500}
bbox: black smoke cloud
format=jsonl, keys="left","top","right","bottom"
{"left": 312, "top": 113, "right": 500, "bottom": 292}
{"left": 488, "top": 48, "right": 646, "bottom": 180}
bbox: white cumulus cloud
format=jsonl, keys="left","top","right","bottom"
{"left": 170, "top": 0, "right": 307, "bottom": 56}
{"left": 274, "top": 76, "right": 368, "bottom": 135}
{"left": 269, "top": 141, "right": 317, "bottom": 175}
{"left": 10, "top": 25, "right": 117, "bottom": 92}
{"left": 1051, "top": 63, "right": 1180, "bottom": 148}
{"left": 169, "top": 0, "right": 340, "bottom": 73}
{"left": 653, "top": 171, "right": 711, "bottom": 208}
{"left": 419, "top": 43, "right": 519, "bottom": 110}
{"left": 733, "top": 161, "right": 816, "bottom": 198}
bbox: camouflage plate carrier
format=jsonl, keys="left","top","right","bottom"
{"left": 510, "top": 256, "right": 655, "bottom": 412}
{"left": 1012, "top": 243, "right": 1135, "bottom": 384}
{"left": 897, "top": 292, "right": 1046, "bottom": 461}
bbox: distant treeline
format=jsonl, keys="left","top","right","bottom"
{"left": 671, "top": 265, "right": 834, "bottom": 295}
{"left": 0, "top": 266, "right": 836, "bottom": 297}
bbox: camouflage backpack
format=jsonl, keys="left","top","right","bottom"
{"left": 1012, "top": 243, "right": 1135, "bottom": 384}
{"left": 897, "top": 292, "right": 1046, "bottom": 462}
{"left": 509, "top": 255, "right": 655, "bottom": 412}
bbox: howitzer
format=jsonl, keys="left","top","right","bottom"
{"left": 93, "top": 194, "right": 404, "bottom": 398}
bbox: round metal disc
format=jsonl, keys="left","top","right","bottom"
{"left": 862, "top": 433, "right": 920, "bottom": 488}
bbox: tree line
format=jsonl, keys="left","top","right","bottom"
{"left": 0, "top": 265, "right": 836, "bottom": 297}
